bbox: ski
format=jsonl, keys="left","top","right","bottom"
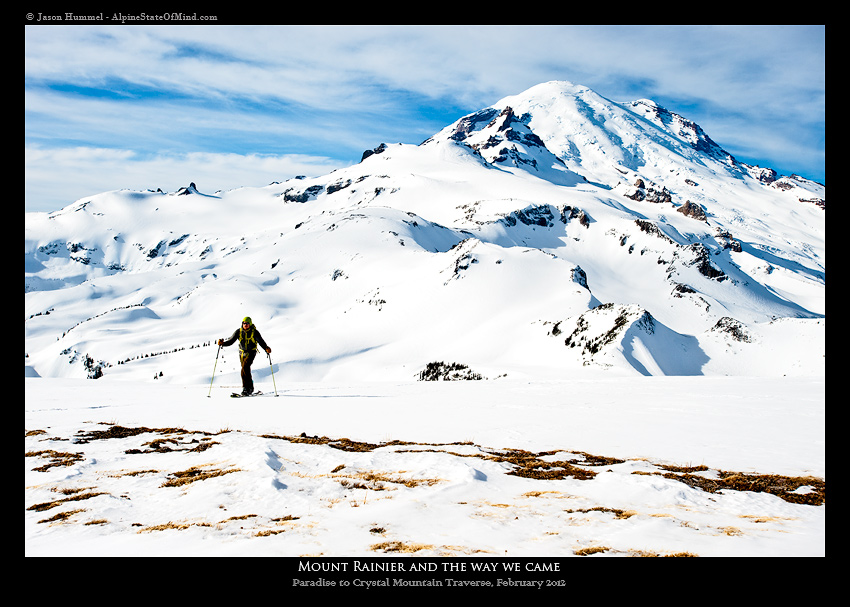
{"left": 231, "top": 391, "right": 263, "bottom": 398}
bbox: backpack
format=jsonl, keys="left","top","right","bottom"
{"left": 238, "top": 326, "right": 257, "bottom": 352}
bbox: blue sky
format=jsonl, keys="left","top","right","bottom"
{"left": 25, "top": 25, "right": 825, "bottom": 213}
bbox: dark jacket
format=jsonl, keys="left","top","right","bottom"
{"left": 222, "top": 325, "right": 269, "bottom": 354}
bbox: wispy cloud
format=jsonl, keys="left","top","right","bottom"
{"left": 25, "top": 145, "right": 342, "bottom": 209}
{"left": 25, "top": 24, "right": 824, "bottom": 212}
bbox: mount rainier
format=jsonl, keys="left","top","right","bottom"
{"left": 24, "top": 81, "right": 825, "bottom": 383}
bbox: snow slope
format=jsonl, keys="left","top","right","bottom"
{"left": 25, "top": 81, "right": 824, "bottom": 559}
{"left": 24, "top": 82, "right": 824, "bottom": 383}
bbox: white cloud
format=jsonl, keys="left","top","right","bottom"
{"left": 25, "top": 25, "right": 825, "bottom": 113}
{"left": 25, "top": 145, "right": 345, "bottom": 213}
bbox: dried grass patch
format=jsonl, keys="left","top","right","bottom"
{"left": 576, "top": 545, "right": 698, "bottom": 557}
{"left": 339, "top": 470, "right": 441, "bottom": 490}
{"left": 108, "top": 469, "right": 159, "bottom": 478}
{"left": 37, "top": 508, "right": 86, "bottom": 524}
{"left": 288, "top": 467, "right": 441, "bottom": 491}
{"left": 565, "top": 507, "right": 638, "bottom": 520}
{"left": 138, "top": 521, "right": 192, "bottom": 532}
{"left": 650, "top": 469, "right": 826, "bottom": 506}
{"left": 161, "top": 465, "right": 241, "bottom": 488}
{"left": 521, "top": 490, "right": 573, "bottom": 499}
{"left": 221, "top": 514, "right": 258, "bottom": 522}
{"left": 370, "top": 540, "right": 434, "bottom": 553}
{"left": 256, "top": 528, "right": 286, "bottom": 537}
{"left": 27, "top": 491, "right": 107, "bottom": 512}
{"left": 629, "top": 550, "right": 699, "bottom": 557}
{"left": 74, "top": 424, "right": 224, "bottom": 455}
{"left": 75, "top": 424, "right": 189, "bottom": 443}
{"left": 260, "top": 432, "right": 475, "bottom": 454}
{"left": 739, "top": 514, "right": 797, "bottom": 524}
{"left": 25, "top": 449, "right": 85, "bottom": 472}
{"left": 575, "top": 546, "right": 610, "bottom": 556}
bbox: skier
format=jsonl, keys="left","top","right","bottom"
{"left": 217, "top": 317, "right": 271, "bottom": 396}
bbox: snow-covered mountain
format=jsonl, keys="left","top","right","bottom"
{"left": 24, "top": 81, "right": 825, "bottom": 383}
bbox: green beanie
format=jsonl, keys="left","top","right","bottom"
{"left": 242, "top": 316, "right": 253, "bottom": 325}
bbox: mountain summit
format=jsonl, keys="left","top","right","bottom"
{"left": 430, "top": 80, "right": 787, "bottom": 188}
{"left": 25, "top": 81, "right": 824, "bottom": 382}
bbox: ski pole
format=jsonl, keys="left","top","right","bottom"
{"left": 208, "top": 343, "right": 222, "bottom": 397}
{"left": 267, "top": 351, "right": 278, "bottom": 397}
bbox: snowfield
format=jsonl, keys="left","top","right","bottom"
{"left": 25, "top": 375, "right": 824, "bottom": 559}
